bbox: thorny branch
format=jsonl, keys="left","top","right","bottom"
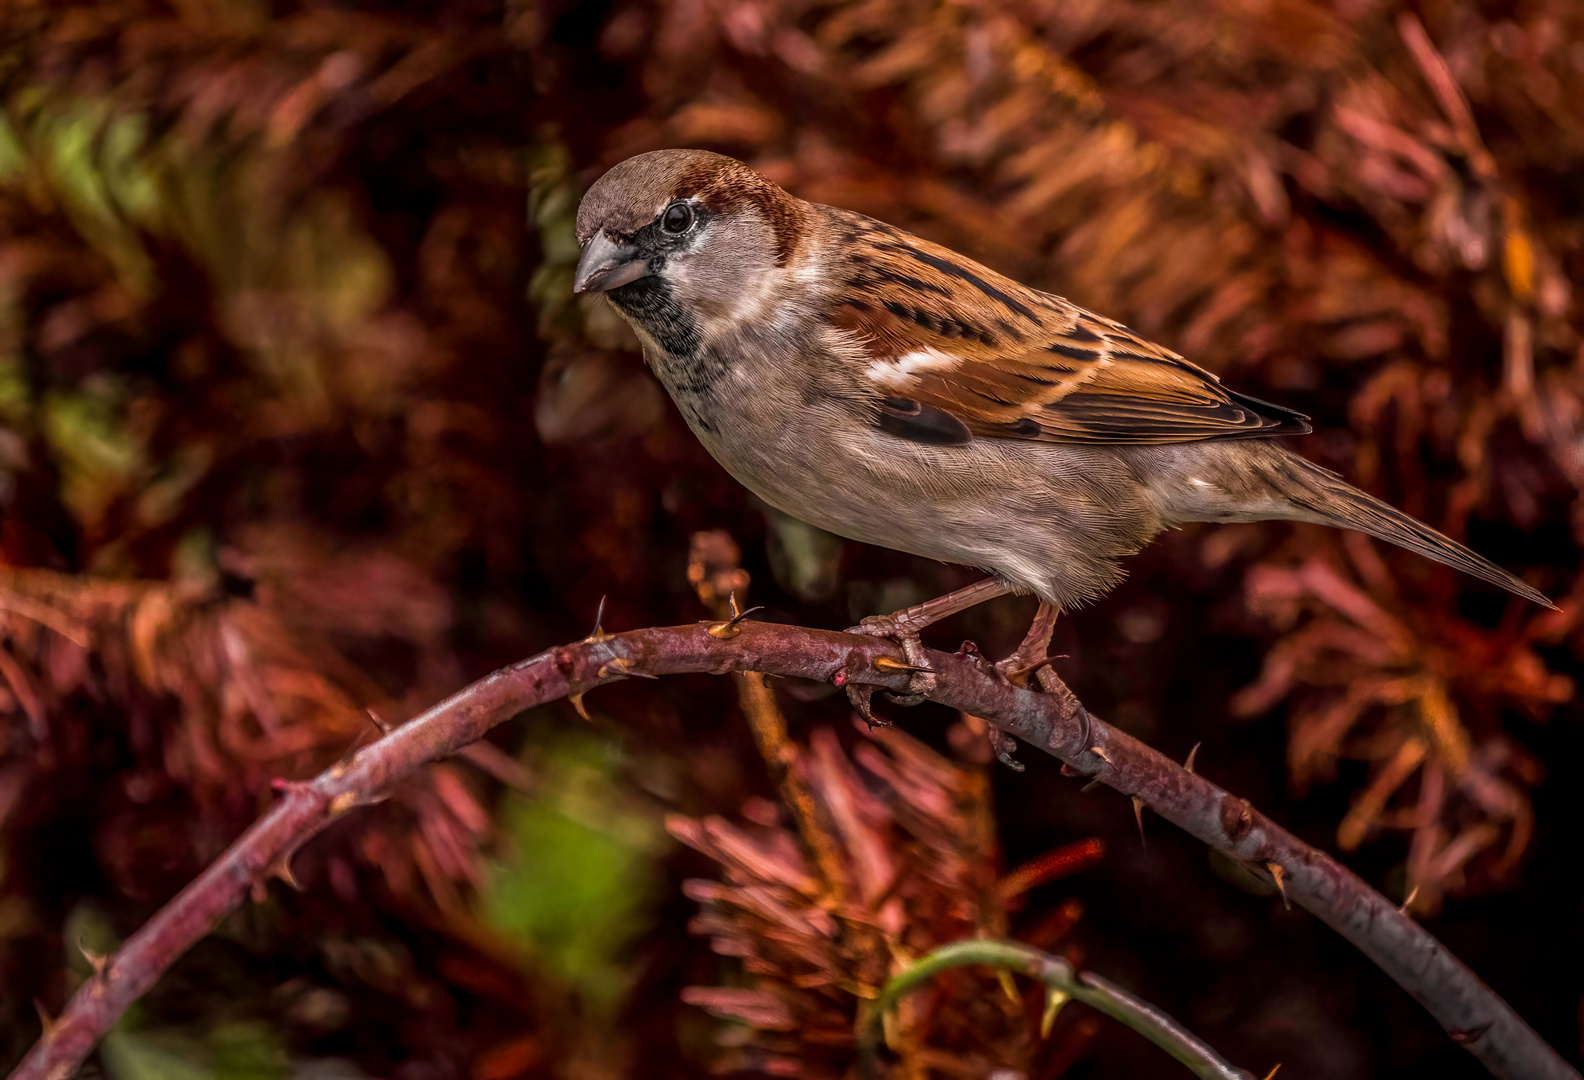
{"left": 8, "top": 620, "right": 1577, "bottom": 1080}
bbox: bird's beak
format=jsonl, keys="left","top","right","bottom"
{"left": 573, "top": 232, "right": 649, "bottom": 295}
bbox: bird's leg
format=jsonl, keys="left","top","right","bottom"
{"left": 845, "top": 578, "right": 1013, "bottom": 717}
{"left": 995, "top": 600, "right": 1060, "bottom": 686}
{"left": 978, "top": 599, "right": 1062, "bottom": 769}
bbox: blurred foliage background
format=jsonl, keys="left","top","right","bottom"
{"left": 3, "top": 0, "right": 1583, "bottom": 1076}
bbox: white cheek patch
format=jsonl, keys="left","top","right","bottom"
{"left": 667, "top": 224, "right": 785, "bottom": 332}
{"left": 866, "top": 346, "right": 961, "bottom": 385}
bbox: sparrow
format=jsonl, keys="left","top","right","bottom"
{"left": 572, "top": 149, "right": 1552, "bottom": 716}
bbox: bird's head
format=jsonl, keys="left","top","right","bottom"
{"left": 573, "top": 150, "right": 808, "bottom": 344}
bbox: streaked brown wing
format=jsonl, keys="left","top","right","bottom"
{"left": 828, "top": 215, "right": 1310, "bottom": 445}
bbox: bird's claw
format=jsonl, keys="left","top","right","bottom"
{"left": 845, "top": 683, "right": 892, "bottom": 728}
{"left": 988, "top": 727, "right": 1025, "bottom": 771}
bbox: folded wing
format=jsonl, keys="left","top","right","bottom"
{"left": 828, "top": 215, "right": 1309, "bottom": 445}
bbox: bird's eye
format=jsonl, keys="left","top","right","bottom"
{"left": 661, "top": 201, "right": 694, "bottom": 234}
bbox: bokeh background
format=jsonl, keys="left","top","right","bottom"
{"left": 3, "top": 0, "right": 1583, "bottom": 1076}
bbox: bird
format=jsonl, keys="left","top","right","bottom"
{"left": 572, "top": 148, "right": 1553, "bottom": 719}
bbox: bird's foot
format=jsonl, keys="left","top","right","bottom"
{"left": 839, "top": 579, "right": 1015, "bottom": 723}
{"left": 844, "top": 612, "right": 938, "bottom": 717}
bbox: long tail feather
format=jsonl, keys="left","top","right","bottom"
{"left": 1274, "top": 453, "right": 1556, "bottom": 610}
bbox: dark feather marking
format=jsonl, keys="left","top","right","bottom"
{"left": 873, "top": 267, "right": 952, "bottom": 296}
{"left": 1067, "top": 323, "right": 1102, "bottom": 342}
{"left": 1226, "top": 389, "right": 1313, "bottom": 434}
{"left": 1025, "top": 389, "right": 1309, "bottom": 442}
{"left": 1013, "top": 418, "right": 1042, "bottom": 436}
{"left": 1048, "top": 341, "right": 1097, "bottom": 361}
{"left": 878, "top": 299, "right": 959, "bottom": 336}
{"left": 876, "top": 397, "right": 972, "bottom": 445}
{"left": 971, "top": 387, "right": 1018, "bottom": 407}
{"left": 897, "top": 246, "right": 1041, "bottom": 322}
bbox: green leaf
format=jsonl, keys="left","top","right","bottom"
{"left": 480, "top": 734, "right": 667, "bottom": 1011}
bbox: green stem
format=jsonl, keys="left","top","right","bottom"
{"left": 863, "top": 939, "right": 1258, "bottom": 1080}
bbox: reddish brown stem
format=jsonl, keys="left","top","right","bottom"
{"left": 7, "top": 621, "right": 1575, "bottom": 1080}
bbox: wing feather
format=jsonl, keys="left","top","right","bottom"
{"left": 827, "top": 212, "right": 1310, "bottom": 445}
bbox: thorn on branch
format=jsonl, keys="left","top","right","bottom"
{"left": 596, "top": 656, "right": 657, "bottom": 680}
{"left": 997, "top": 968, "right": 1019, "bottom": 1003}
{"left": 1267, "top": 862, "right": 1290, "bottom": 911}
{"left": 583, "top": 596, "right": 611, "bottom": 643}
{"left": 77, "top": 939, "right": 108, "bottom": 978}
{"left": 1040, "top": 988, "right": 1070, "bottom": 1038}
{"left": 871, "top": 655, "right": 931, "bottom": 675}
{"left": 1131, "top": 797, "right": 1147, "bottom": 847}
{"left": 271, "top": 857, "right": 304, "bottom": 892}
{"left": 366, "top": 708, "right": 391, "bottom": 736}
{"left": 569, "top": 691, "right": 591, "bottom": 720}
{"left": 707, "top": 593, "right": 764, "bottom": 639}
{"left": 33, "top": 1000, "right": 56, "bottom": 1040}
{"left": 1184, "top": 742, "right": 1200, "bottom": 774}
{"left": 1399, "top": 886, "right": 1420, "bottom": 916}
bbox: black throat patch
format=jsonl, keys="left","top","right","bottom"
{"left": 606, "top": 273, "right": 730, "bottom": 433}
{"left": 608, "top": 273, "right": 702, "bottom": 360}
